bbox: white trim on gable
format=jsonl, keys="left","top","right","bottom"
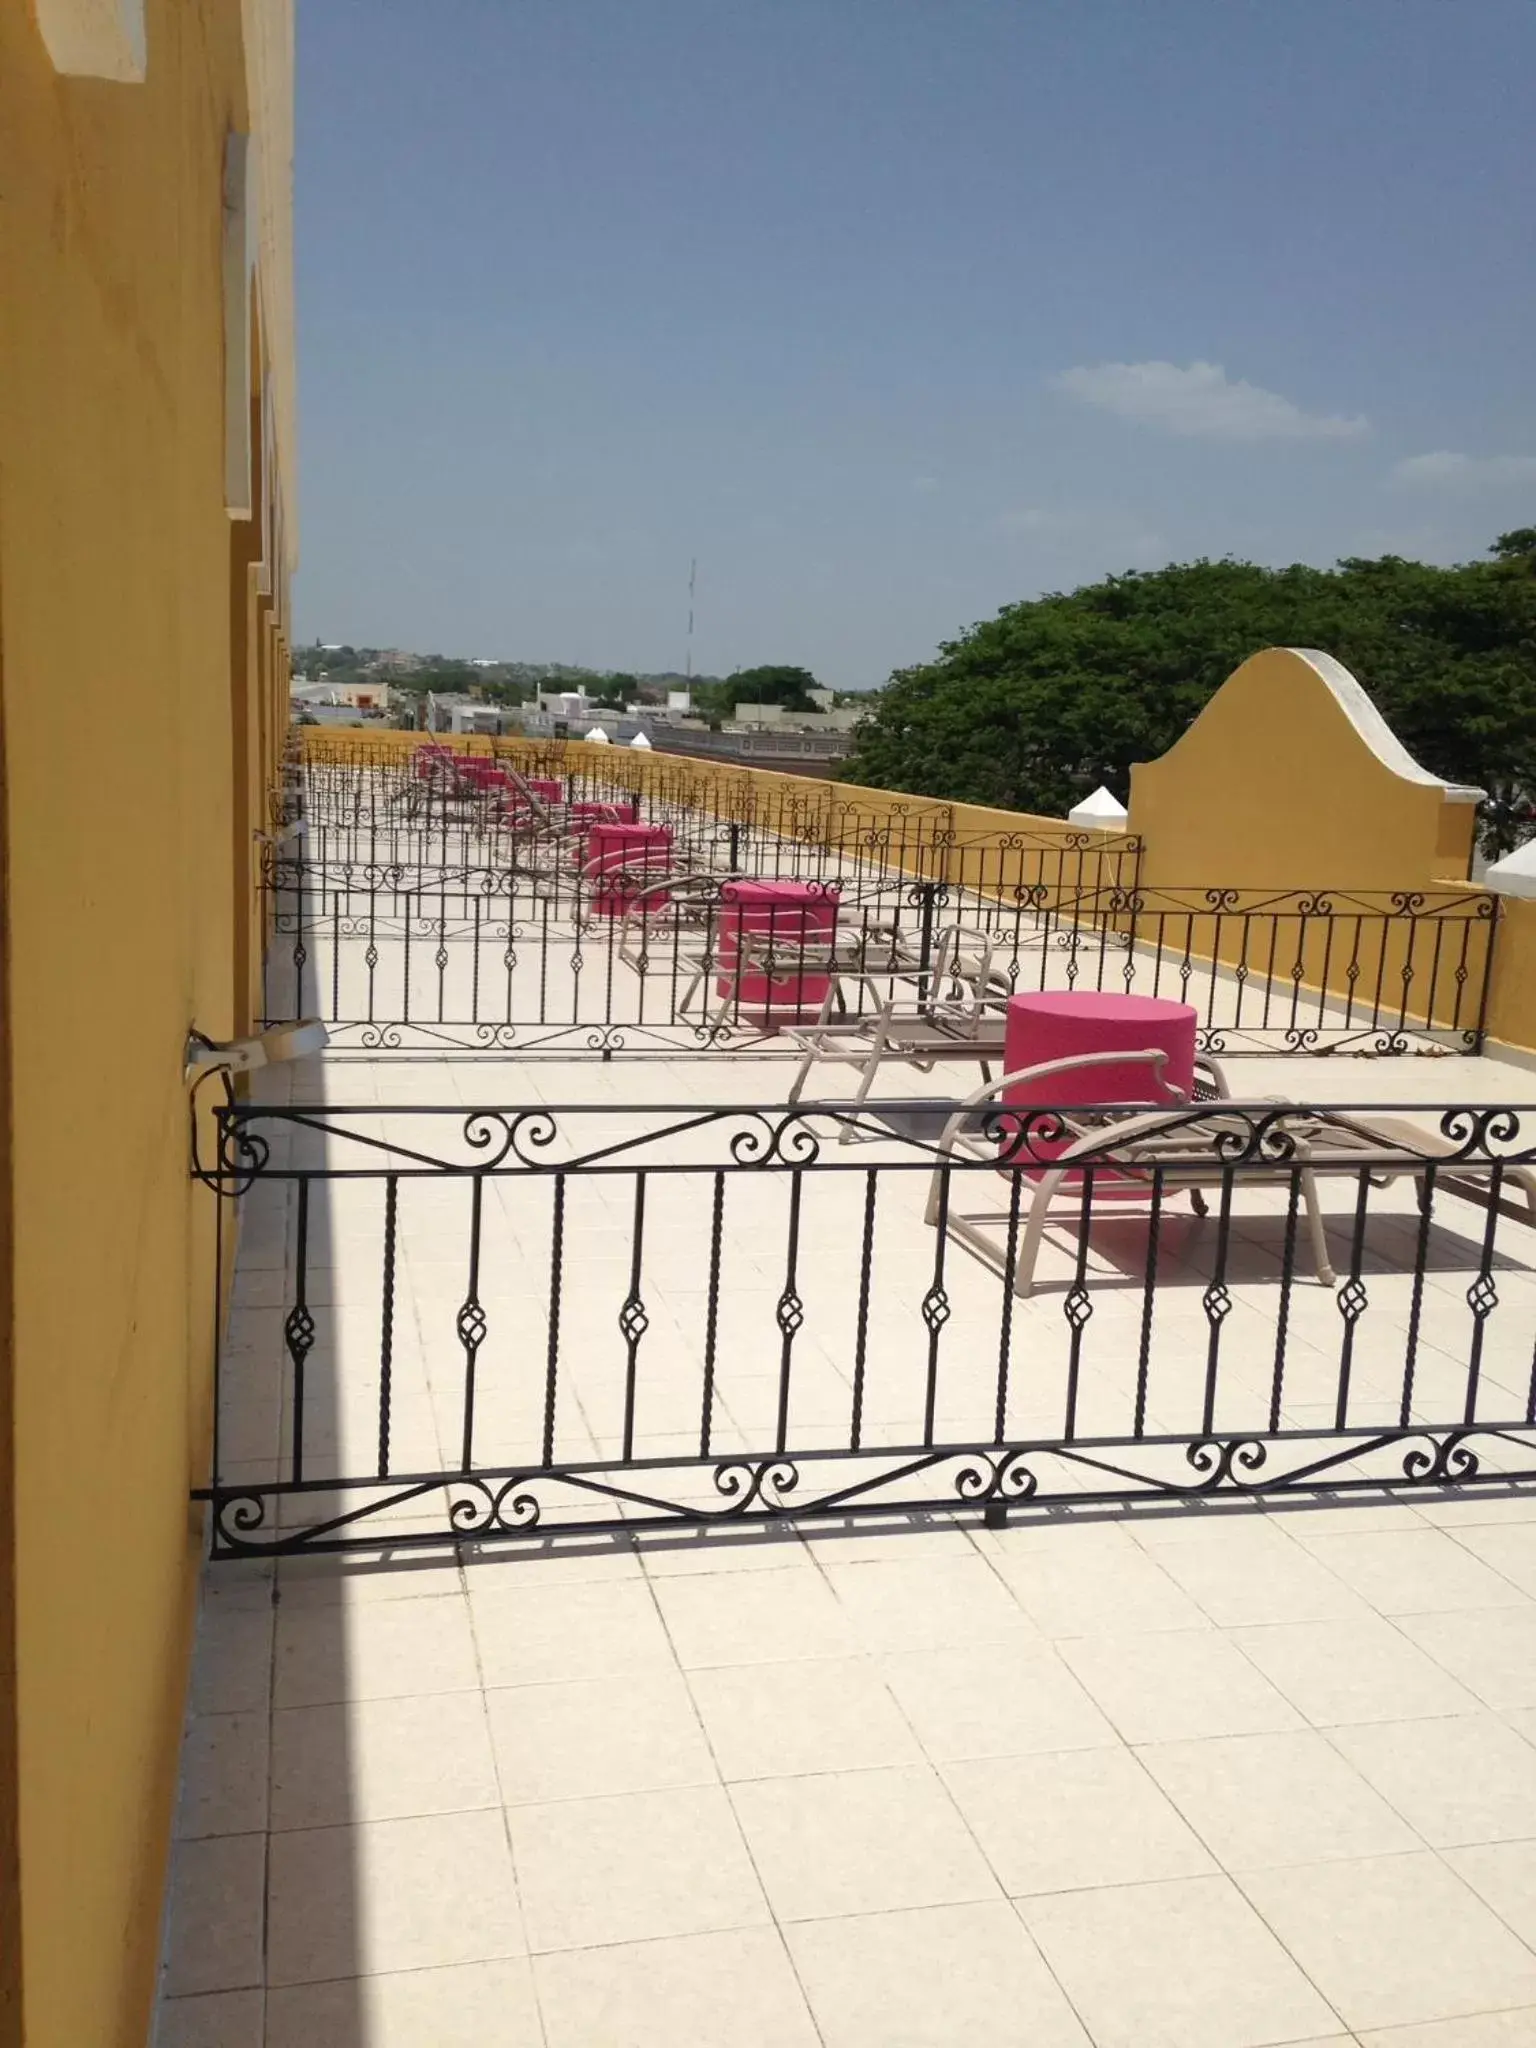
{"left": 1286, "top": 648, "right": 1485, "bottom": 804}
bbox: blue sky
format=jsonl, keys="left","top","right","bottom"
{"left": 294, "top": 0, "right": 1536, "bottom": 685}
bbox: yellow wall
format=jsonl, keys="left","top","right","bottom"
{"left": 1125, "top": 648, "right": 1492, "bottom": 1035}
{"left": 0, "top": 4, "right": 292, "bottom": 2042}
{"left": 1129, "top": 646, "right": 1479, "bottom": 893}
{"left": 0, "top": 618, "right": 17, "bottom": 2048}
{"left": 1485, "top": 897, "right": 1536, "bottom": 1058}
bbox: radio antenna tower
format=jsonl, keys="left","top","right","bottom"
{"left": 684, "top": 557, "right": 697, "bottom": 680}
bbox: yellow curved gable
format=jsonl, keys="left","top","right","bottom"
{"left": 1129, "top": 647, "right": 1480, "bottom": 890}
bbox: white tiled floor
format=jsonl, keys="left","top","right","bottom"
{"left": 158, "top": 1494, "right": 1536, "bottom": 2048}
{"left": 157, "top": 1045, "right": 1536, "bottom": 2045}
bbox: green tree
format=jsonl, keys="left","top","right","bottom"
{"left": 589, "top": 672, "right": 639, "bottom": 707}
{"left": 840, "top": 535, "right": 1536, "bottom": 851}
{"left": 476, "top": 675, "right": 532, "bottom": 706}
{"left": 399, "top": 658, "right": 485, "bottom": 696}
{"left": 694, "top": 664, "right": 823, "bottom": 717}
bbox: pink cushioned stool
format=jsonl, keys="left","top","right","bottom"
{"left": 1003, "top": 991, "right": 1196, "bottom": 1182}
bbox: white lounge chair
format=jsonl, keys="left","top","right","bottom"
{"left": 923, "top": 1059, "right": 1536, "bottom": 1297}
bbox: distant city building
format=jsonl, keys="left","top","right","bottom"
{"left": 728, "top": 700, "right": 861, "bottom": 735}
{"left": 425, "top": 692, "right": 509, "bottom": 735}
{"left": 290, "top": 677, "right": 392, "bottom": 716}
{"left": 535, "top": 690, "right": 598, "bottom": 723}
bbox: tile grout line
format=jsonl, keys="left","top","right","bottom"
{"left": 461, "top": 1539, "right": 555, "bottom": 2048}
{"left": 950, "top": 1519, "right": 1479, "bottom": 2033}
{"left": 638, "top": 1541, "right": 832, "bottom": 2048}
{"left": 1116, "top": 1510, "right": 1536, "bottom": 1992}
{"left": 1198, "top": 1520, "right": 1536, "bottom": 1743}
{"left": 256, "top": 1544, "right": 280, "bottom": 2039}
{"left": 801, "top": 1518, "right": 1109, "bottom": 2045}
{"left": 1232, "top": 1843, "right": 1536, "bottom": 2039}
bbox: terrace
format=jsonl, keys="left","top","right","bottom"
{"left": 156, "top": 720, "right": 1536, "bottom": 2046}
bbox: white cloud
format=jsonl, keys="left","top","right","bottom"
{"left": 911, "top": 475, "right": 940, "bottom": 493}
{"left": 1393, "top": 450, "right": 1536, "bottom": 487}
{"left": 1055, "top": 360, "right": 1368, "bottom": 442}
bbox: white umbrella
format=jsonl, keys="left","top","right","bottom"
{"left": 629, "top": 730, "right": 653, "bottom": 749}
{"left": 584, "top": 725, "right": 611, "bottom": 744}
{"left": 1068, "top": 784, "right": 1129, "bottom": 830}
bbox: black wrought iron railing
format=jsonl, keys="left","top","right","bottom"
{"left": 261, "top": 858, "right": 1497, "bottom": 1056}
{"left": 194, "top": 1097, "right": 1536, "bottom": 1556}
{"left": 262, "top": 757, "right": 1496, "bottom": 1055}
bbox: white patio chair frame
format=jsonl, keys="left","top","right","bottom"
{"left": 686, "top": 922, "right": 884, "bottom": 1034}
{"left": 672, "top": 883, "right": 914, "bottom": 1024}
{"left": 614, "top": 870, "right": 739, "bottom": 973}
{"left": 498, "top": 766, "right": 564, "bottom": 831}
{"left": 784, "top": 924, "right": 1012, "bottom": 1139}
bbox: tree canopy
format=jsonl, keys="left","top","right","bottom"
{"left": 691, "top": 664, "right": 823, "bottom": 717}
{"left": 587, "top": 672, "right": 638, "bottom": 706}
{"left": 840, "top": 532, "right": 1536, "bottom": 849}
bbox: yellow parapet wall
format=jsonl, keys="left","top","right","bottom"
{"left": 297, "top": 729, "right": 1137, "bottom": 906}
{"left": 1485, "top": 896, "right": 1536, "bottom": 1059}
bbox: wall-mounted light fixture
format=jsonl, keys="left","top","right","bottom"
{"left": 184, "top": 1019, "right": 328, "bottom": 1084}
{"left": 253, "top": 819, "right": 306, "bottom": 848}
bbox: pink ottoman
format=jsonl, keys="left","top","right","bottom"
{"left": 716, "top": 880, "right": 840, "bottom": 1023}
{"left": 584, "top": 823, "right": 673, "bottom": 917}
{"left": 569, "top": 801, "right": 633, "bottom": 829}
{"left": 1002, "top": 991, "right": 1196, "bottom": 1181}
